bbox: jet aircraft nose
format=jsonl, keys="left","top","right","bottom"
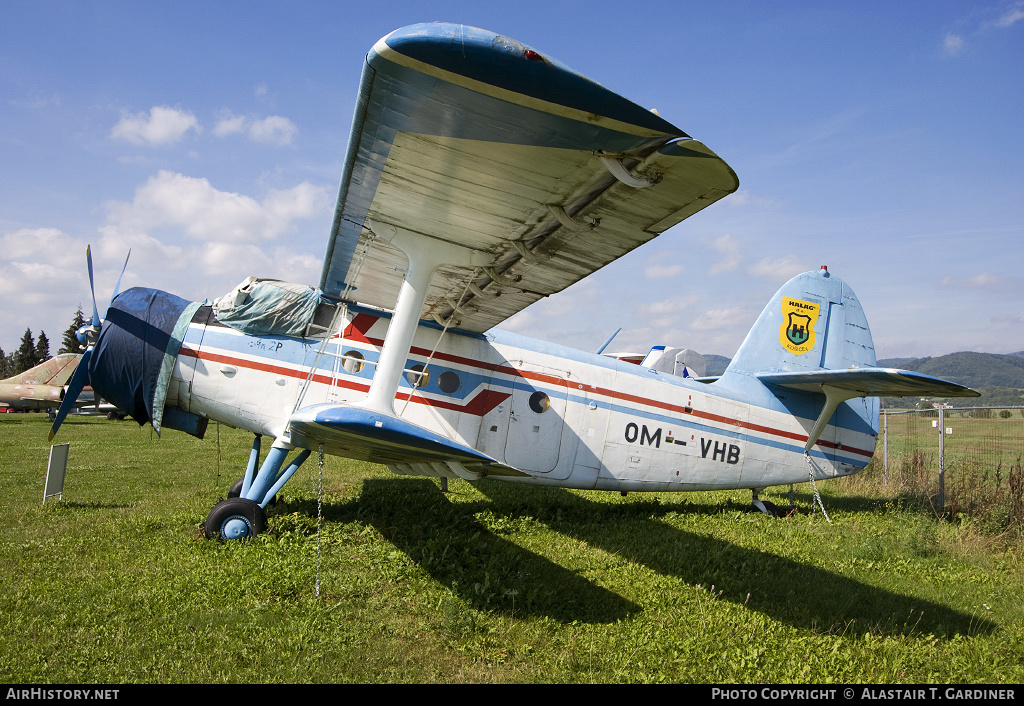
{"left": 89, "top": 287, "right": 201, "bottom": 428}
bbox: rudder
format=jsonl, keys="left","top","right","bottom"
{"left": 726, "top": 266, "right": 876, "bottom": 376}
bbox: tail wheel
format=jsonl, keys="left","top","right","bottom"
{"left": 204, "top": 498, "right": 266, "bottom": 540}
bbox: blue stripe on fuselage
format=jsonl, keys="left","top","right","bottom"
{"left": 186, "top": 317, "right": 873, "bottom": 463}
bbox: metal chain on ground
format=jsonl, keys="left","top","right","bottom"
{"left": 316, "top": 444, "right": 324, "bottom": 599}
{"left": 805, "top": 453, "right": 832, "bottom": 524}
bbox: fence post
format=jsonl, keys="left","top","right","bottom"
{"left": 882, "top": 412, "right": 888, "bottom": 487}
{"left": 938, "top": 405, "right": 945, "bottom": 516}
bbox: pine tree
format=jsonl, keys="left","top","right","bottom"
{"left": 35, "top": 331, "right": 50, "bottom": 363}
{"left": 59, "top": 306, "right": 87, "bottom": 355}
{"left": 13, "top": 328, "right": 39, "bottom": 375}
{"left": 0, "top": 346, "right": 8, "bottom": 379}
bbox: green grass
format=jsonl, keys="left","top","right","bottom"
{"left": 883, "top": 411, "right": 1024, "bottom": 469}
{"left": 2, "top": 415, "right": 1023, "bottom": 683}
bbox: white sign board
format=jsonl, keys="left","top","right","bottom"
{"left": 44, "top": 443, "right": 70, "bottom": 504}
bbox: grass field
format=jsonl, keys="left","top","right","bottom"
{"left": 879, "top": 410, "right": 1024, "bottom": 530}
{"left": 2, "top": 415, "right": 1023, "bottom": 683}
{"left": 882, "top": 410, "right": 1024, "bottom": 470}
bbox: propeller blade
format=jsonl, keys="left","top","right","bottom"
{"left": 86, "top": 245, "right": 100, "bottom": 328}
{"left": 48, "top": 349, "right": 92, "bottom": 442}
{"left": 107, "top": 249, "right": 131, "bottom": 316}
{"left": 110, "top": 252, "right": 130, "bottom": 303}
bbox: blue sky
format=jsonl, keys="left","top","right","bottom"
{"left": 2, "top": 1, "right": 1022, "bottom": 361}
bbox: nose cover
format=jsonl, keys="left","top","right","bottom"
{"left": 89, "top": 287, "right": 203, "bottom": 434}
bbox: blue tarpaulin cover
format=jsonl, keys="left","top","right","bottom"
{"left": 213, "top": 277, "right": 320, "bottom": 337}
{"left": 90, "top": 287, "right": 198, "bottom": 430}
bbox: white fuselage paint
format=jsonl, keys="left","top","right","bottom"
{"left": 166, "top": 308, "right": 877, "bottom": 493}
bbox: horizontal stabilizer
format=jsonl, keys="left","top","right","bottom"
{"left": 757, "top": 368, "right": 980, "bottom": 398}
{"left": 288, "top": 404, "right": 531, "bottom": 474}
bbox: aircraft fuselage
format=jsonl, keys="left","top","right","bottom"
{"left": 167, "top": 304, "right": 877, "bottom": 492}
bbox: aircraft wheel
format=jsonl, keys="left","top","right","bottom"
{"left": 204, "top": 498, "right": 266, "bottom": 540}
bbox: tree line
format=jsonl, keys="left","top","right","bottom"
{"left": 0, "top": 307, "right": 87, "bottom": 379}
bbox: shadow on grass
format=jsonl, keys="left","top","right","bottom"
{"left": 294, "top": 478, "right": 640, "bottom": 624}
{"left": 469, "top": 481, "right": 997, "bottom": 638}
{"left": 276, "top": 478, "right": 996, "bottom": 635}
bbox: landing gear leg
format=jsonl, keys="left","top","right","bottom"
{"left": 202, "top": 435, "right": 310, "bottom": 540}
{"left": 751, "top": 488, "right": 780, "bottom": 517}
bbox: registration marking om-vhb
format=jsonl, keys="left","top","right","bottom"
{"left": 624, "top": 422, "right": 740, "bottom": 464}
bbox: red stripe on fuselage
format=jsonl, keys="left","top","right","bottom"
{"left": 181, "top": 322, "right": 873, "bottom": 458}
{"left": 178, "top": 346, "right": 509, "bottom": 416}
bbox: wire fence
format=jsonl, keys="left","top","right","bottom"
{"left": 877, "top": 407, "right": 1024, "bottom": 530}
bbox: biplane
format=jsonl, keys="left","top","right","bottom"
{"left": 49, "top": 23, "right": 978, "bottom": 538}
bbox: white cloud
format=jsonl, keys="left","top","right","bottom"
{"left": 89, "top": 171, "right": 330, "bottom": 303}
{"left": 248, "top": 116, "right": 298, "bottom": 146}
{"left": 991, "top": 3, "right": 1024, "bottom": 28}
{"left": 708, "top": 234, "right": 742, "bottom": 275}
{"left": 691, "top": 306, "right": 749, "bottom": 331}
{"left": 723, "top": 189, "right": 776, "bottom": 209}
{"left": 748, "top": 256, "right": 808, "bottom": 281}
{"left": 111, "top": 106, "right": 199, "bottom": 145}
{"left": 943, "top": 33, "right": 965, "bottom": 56}
{"left": 213, "top": 111, "right": 247, "bottom": 137}
{"left": 939, "top": 272, "right": 1001, "bottom": 289}
{"left": 212, "top": 112, "right": 298, "bottom": 146}
{"left": 102, "top": 171, "right": 328, "bottom": 244}
{"left": 643, "top": 295, "right": 699, "bottom": 316}
{"left": 0, "top": 228, "right": 110, "bottom": 348}
{"left": 645, "top": 263, "right": 685, "bottom": 279}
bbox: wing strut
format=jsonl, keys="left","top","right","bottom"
{"left": 803, "top": 385, "right": 863, "bottom": 453}
{"left": 358, "top": 220, "right": 489, "bottom": 416}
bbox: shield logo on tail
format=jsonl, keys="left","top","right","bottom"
{"left": 778, "top": 298, "right": 819, "bottom": 354}
{"left": 786, "top": 312, "right": 812, "bottom": 346}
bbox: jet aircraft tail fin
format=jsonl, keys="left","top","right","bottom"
{"left": 4, "top": 354, "right": 81, "bottom": 386}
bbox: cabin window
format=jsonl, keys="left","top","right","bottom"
{"left": 406, "top": 364, "right": 430, "bottom": 388}
{"left": 438, "top": 371, "right": 461, "bottom": 393}
{"left": 341, "top": 350, "right": 364, "bottom": 374}
{"left": 529, "top": 391, "right": 550, "bottom": 413}
{"left": 306, "top": 300, "right": 340, "bottom": 338}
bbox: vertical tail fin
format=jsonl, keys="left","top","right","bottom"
{"left": 727, "top": 266, "right": 876, "bottom": 376}
{"left": 4, "top": 354, "right": 81, "bottom": 386}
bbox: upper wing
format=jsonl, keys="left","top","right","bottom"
{"left": 321, "top": 23, "right": 738, "bottom": 333}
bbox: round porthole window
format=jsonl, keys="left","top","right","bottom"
{"left": 341, "top": 350, "right": 364, "bottom": 374}
{"left": 406, "top": 364, "right": 430, "bottom": 388}
{"left": 438, "top": 371, "right": 461, "bottom": 393}
{"left": 529, "top": 391, "right": 550, "bottom": 413}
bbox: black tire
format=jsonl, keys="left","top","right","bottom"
{"left": 203, "top": 498, "right": 267, "bottom": 540}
